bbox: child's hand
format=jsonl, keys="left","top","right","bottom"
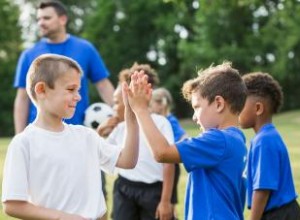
{"left": 125, "top": 70, "right": 152, "bottom": 113}
{"left": 122, "top": 81, "right": 136, "bottom": 120}
{"left": 96, "top": 116, "right": 120, "bottom": 137}
{"left": 155, "top": 201, "right": 173, "bottom": 220}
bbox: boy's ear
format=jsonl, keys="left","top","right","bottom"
{"left": 215, "top": 95, "right": 225, "bottom": 113}
{"left": 34, "top": 82, "right": 46, "bottom": 98}
{"left": 255, "top": 101, "right": 264, "bottom": 116}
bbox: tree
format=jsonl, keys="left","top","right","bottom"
{"left": 17, "top": 0, "right": 98, "bottom": 42}
{"left": 179, "top": 0, "right": 300, "bottom": 110}
{"left": 83, "top": 0, "right": 198, "bottom": 116}
{"left": 0, "top": 0, "right": 22, "bottom": 136}
{"left": 5, "top": 0, "right": 298, "bottom": 136}
{"left": 251, "top": 0, "right": 300, "bottom": 109}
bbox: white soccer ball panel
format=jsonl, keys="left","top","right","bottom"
{"left": 84, "top": 102, "right": 114, "bottom": 129}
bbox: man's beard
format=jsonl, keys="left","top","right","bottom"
{"left": 39, "top": 28, "right": 58, "bottom": 39}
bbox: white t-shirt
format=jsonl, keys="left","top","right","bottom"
{"left": 107, "top": 114, "right": 174, "bottom": 183}
{"left": 2, "top": 123, "right": 122, "bottom": 219}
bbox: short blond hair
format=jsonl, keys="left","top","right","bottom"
{"left": 26, "top": 54, "right": 82, "bottom": 104}
{"left": 182, "top": 61, "right": 246, "bottom": 114}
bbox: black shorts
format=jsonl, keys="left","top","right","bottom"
{"left": 112, "top": 175, "right": 175, "bottom": 220}
{"left": 262, "top": 200, "right": 300, "bottom": 220}
{"left": 100, "top": 170, "right": 107, "bottom": 200}
{"left": 171, "top": 163, "right": 181, "bottom": 204}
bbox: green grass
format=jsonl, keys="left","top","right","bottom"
{"left": 0, "top": 110, "right": 299, "bottom": 219}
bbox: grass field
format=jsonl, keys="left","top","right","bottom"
{"left": 0, "top": 109, "right": 299, "bottom": 219}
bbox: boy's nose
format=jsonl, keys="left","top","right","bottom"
{"left": 192, "top": 114, "right": 197, "bottom": 123}
{"left": 75, "top": 92, "right": 81, "bottom": 102}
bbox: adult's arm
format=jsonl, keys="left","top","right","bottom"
{"left": 14, "top": 88, "right": 30, "bottom": 134}
{"left": 115, "top": 83, "right": 139, "bottom": 169}
{"left": 95, "top": 79, "right": 115, "bottom": 106}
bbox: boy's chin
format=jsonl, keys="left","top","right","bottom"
{"left": 239, "top": 124, "right": 249, "bottom": 129}
{"left": 63, "top": 114, "right": 75, "bottom": 120}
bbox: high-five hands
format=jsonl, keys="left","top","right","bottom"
{"left": 123, "top": 70, "right": 152, "bottom": 113}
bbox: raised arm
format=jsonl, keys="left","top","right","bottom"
{"left": 115, "top": 82, "right": 139, "bottom": 169}
{"left": 127, "top": 71, "right": 181, "bottom": 163}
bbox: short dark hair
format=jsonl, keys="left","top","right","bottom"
{"left": 182, "top": 61, "right": 247, "bottom": 114}
{"left": 38, "top": 0, "right": 68, "bottom": 16}
{"left": 242, "top": 72, "right": 283, "bottom": 113}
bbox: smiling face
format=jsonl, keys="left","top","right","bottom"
{"left": 42, "top": 68, "right": 81, "bottom": 120}
{"left": 191, "top": 92, "right": 219, "bottom": 131}
{"left": 37, "top": 6, "right": 67, "bottom": 39}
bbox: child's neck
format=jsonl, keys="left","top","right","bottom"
{"left": 254, "top": 117, "right": 272, "bottom": 133}
{"left": 33, "top": 115, "right": 65, "bottom": 132}
{"left": 217, "top": 112, "right": 239, "bottom": 130}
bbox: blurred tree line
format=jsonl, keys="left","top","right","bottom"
{"left": 1, "top": 0, "right": 300, "bottom": 136}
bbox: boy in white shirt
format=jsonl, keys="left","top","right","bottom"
{"left": 2, "top": 54, "right": 139, "bottom": 220}
{"left": 98, "top": 64, "right": 175, "bottom": 220}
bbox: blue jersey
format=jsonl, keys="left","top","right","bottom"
{"left": 247, "top": 123, "right": 298, "bottom": 211}
{"left": 176, "top": 127, "right": 247, "bottom": 220}
{"left": 167, "top": 114, "right": 186, "bottom": 142}
{"left": 14, "top": 35, "right": 109, "bottom": 125}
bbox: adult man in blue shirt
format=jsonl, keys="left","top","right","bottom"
{"left": 14, "top": 0, "right": 114, "bottom": 133}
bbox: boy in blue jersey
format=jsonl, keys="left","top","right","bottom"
{"left": 125, "top": 62, "right": 248, "bottom": 220}
{"left": 239, "top": 72, "right": 300, "bottom": 220}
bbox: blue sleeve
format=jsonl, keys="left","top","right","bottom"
{"left": 14, "top": 51, "right": 31, "bottom": 88}
{"left": 167, "top": 114, "right": 186, "bottom": 142}
{"left": 251, "top": 141, "right": 279, "bottom": 190}
{"left": 87, "top": 44, "right": 110, "bottom": 83}
{"left": 176, "top": 129, "right": 226, "bottom": 171}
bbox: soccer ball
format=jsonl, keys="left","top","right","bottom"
{"left": 84, "top": 102, "right": 114, "bottom": 129}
